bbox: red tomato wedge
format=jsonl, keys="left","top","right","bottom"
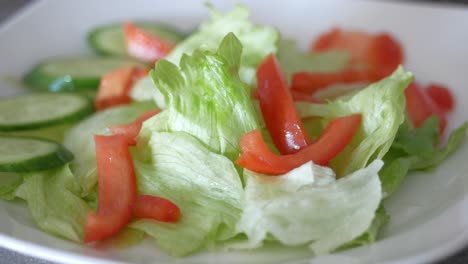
{"left": 405, "top": 82, "right": 447, "bottom": 134}
{"left": 134, "top": 195, "right": 181, "bottom": 222}
{"left": 236, "top": 114, "right": 362, "bottom": 175}
{"left": 84, "top": 135, "right": 137, "bottom": 243}
{"left": 257, "top": 54, "right": 311, "bottom": 154}
{"left": 293, "top": 28, "right": 404, "bottom": 93}
{"left": 108, "top": 109, "right": 160, "bottom": 145}
{"left": 123, "top": 22, "right": 175, "bottom": 63}
{"left": 95, "top": 67, "right": 149, "bottom": 111}
{"left": 426, "top": 84, "right": 455, "bottom": 112}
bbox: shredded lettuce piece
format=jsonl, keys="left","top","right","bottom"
{"left": 380, "top": 118, "right": 468, "bottom": 197}
{"left": 64, "top": 102, "right": 155, "bottom": 196}
{"left": 141, "top": 33, "right": 259, "bottom": 160}
{"left": 131, "top": 131, "right": 243, "bottom": 256}
{"left": 15, "top": 165, "right": 87, "bottom": 242}
{"left": 337, "top": 205, "right": 390, "bottom": 250}
{"left": 130, "top": 76, "right": 166, "bottom": 109}
{"left": 297, "top": 67, "right": 413, "bottom": 175}
{"left": 277, "top": 39, "right": 349, "bottom": 80}
{"left": 235, "top": 160, "right": 383, "bottom": 255}
{"left": 166, "top": 4, "right": 279, "bottom": 85}
{"left": 0, "top": 172, "right": 23, "bottom": 200}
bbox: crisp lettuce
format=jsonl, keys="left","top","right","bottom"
{"left": 277, "top": 39, "right": 349, "bottom": 81}
{"left": 166, "top": 4, "right": 279, "bottom": 85}
{"left": 0, "top": 172, "right": 23, "bottom": 200}
{"left": 297, "top": 67, "right": 413, "bottom": 175}
{"left": 15, "top": 165, "right": 87, "bottom": 242}
{"left": 64, "top": 102, "right": 155, "bottom": 196}
{"left": 141, "top": 33, "right": 259, "bottom": 160}
{"left": 380, "top": 118, "right": 468, "bottom": 197}
{"left": 130, "top": 76, "right": 166, "bottom": 109}
{"left": 131, "top": 131, "right": 243, "bottom": 256}
{"left": 235, "top": 160, "right": 383, "bottom": 255}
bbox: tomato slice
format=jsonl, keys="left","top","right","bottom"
{"left": 123, "top": 22, "right": 175, "bottom": 63}
{"left": 426, "top": 84, "right": 454, "bottom": 112}
{"left": 257, "top": 54, "right": 311, "bottom": 154}
{"left": 236, "top": 114, "right": 362, "bottom": 175}
{"left": 134, "top": 195, "right": 181, "bottom": 222}
{"left": 95, "top": 67, "right": 149, "bottom": 111}
{"left": 84, "top": 135, "right": 137, "bottom": 243}
{"left": 405, "top": 82, "right": 447, "bottom": 134}
{"left": 108, "top": 109, "right": 160, "bottom": 145}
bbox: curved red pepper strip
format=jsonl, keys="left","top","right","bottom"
{"left": 257, "top": 54, "right": 311, "bottom": 154}
{"left": 236, "top": 114, "right": 362, "bottom": 175}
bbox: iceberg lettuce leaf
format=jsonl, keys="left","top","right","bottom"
{"left": 131, "top": 131, "right": 243, "bottom": 256}
{"left": 142, "top": 33, "right": 259, "bottom": 160}
{"left": 235, "top": 160, "right": 383, "bottom": 255}
{"left": 166, "top": 5, "right": 279, "bottom": 85}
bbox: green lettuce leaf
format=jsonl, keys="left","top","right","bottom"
{"left": 337, "top": 205, "right": 390, "bottom": 250}
{"left": 15, "top": 165, "right": 87, "bottom": 242}
{"left": 166, "top": 4, "right": 279, "bottom": 85}
{"left": 130, "top": 76, "right": 166, "bottom": 109}
{"left": 141, "top": 33, "right": 259, "bottom": 160}
{"left": 63, "top": 102, "right": 155, "bottom": 196}
{"left": 380, "top": 118, "right": 468, "bottom": 197}
{"left": 235, "top": 160, "right": 383, "bottom": 255}
{"left": 131, "top": 131, "right": 243, "bottom": 256}
{"left": 0, "top": 172, "right": 23, "bottom": 200}
{"left": 277, "top": 39, "right": 349, "bottom": 81}
{"left": 297, "top": 67, "right": 413, "bottom": 175}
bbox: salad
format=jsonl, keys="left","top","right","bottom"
{"left": 0, "top": 3, "right": 466, "bottom": 259}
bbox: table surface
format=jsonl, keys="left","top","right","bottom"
{"left": 1, "top": 0, "right": 468, "bottom": 263}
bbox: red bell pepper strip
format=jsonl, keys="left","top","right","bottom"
{"left": 95, "top": 66, "right": 149, "bottom": 111}
{"left": 293, "top": 28, "right": 404, "bottom": 93}
{"left": 123, "top": 22, "right": 175, "bottom": 63}
{"left": 84, "top": 135, "right": 137, "bottom": 243}
{"left": 134, "top": 195, "right": 181, "bottom": 222}
{"left": 291, "top": 69, "right": 378, "bottom": 93}
{"left": 108, "top": 109, "right": 160, "bottom": 146}
{"left": 405, "top": 82, "right": 447, "bottom": 134}
{"left": 256, "top": 54, "right": 311, "bottom": 154}
{"left": 236, "top": 114, "right": 362, "bottom": 175}
{"left": 426, "top": 84, "right": 454, "bottom": 112}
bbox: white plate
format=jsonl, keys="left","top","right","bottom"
{"left": 1, "top": 0, "right": 468, "bottom": 263}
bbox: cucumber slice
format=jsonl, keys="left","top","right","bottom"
{"left": 0, "top": 93, "right": 93, "bottom": 131}
{"left": 88, "top": 21, "right": 185, "bottom": 56}
{"left": 24, "top": 57, "right": 145, "bottom": 91}
{"left": 0, "top": 136, "right": 73, "bottom": 172}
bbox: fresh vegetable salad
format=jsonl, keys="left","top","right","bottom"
{"left": 0, "top": 4, "right": 466, "bottom": 258}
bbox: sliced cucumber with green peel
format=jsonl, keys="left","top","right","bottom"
{"left": 24, "top": 57, "right": 145, "bottom": 91}
{"left": 0, "top": 136, "right": 73, "bottom": 172}
{"left": 0, "top": 93, "right": 93, "bottom": 131}
{"left": 88, "top": 21, "right": 185, "bottom": 56}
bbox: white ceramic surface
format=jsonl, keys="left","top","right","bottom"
{"left": 0, "top": 0, "right": 468, "bottom": 263}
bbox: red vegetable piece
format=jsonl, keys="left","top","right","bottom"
{"left": 405, "top": 82, "right": 447, "bottom": 134}
{"left": 236, "top": 114, "right": 362, "bottom": 175}
{"left": 291, "top": 69, "right": 378, "bottom": 93}
{"left": 123, "top": 22, "right": 175, "bottom": 63}
{"left": 298, "top": 28, "right": 403, "bottom": 93}
{"left": 84, "top": 135, "right": 137, "bottom": 243}
{"left": 257, "top": 54, "right": 311, "bottom": 154}
{"left": 134, "top": 195, "right": 181, "bottom": 222}
{"left": 426, "top": 84, "right": 454, "bottom": 112}
{"left": 108, "top": 109, "right": 160, "bottom": 145}
{"left": 95, "top": 67, "right": 149, "bottom": 111}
